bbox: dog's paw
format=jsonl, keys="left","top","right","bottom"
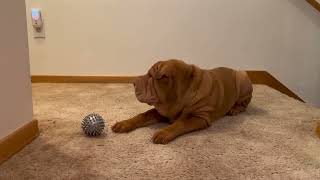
{"left": 227, "top": 108, "right": 242, "bottom": 116}
{"left": 152, "top": 130, "right": 175, "bottom": 144}
{"left": 227, "top": 106, "right": 245, "bottom": 116}
{"left": 111, "top": 120, "right": 135, "bottom": 133}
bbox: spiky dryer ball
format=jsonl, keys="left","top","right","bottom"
{"left": 81, "top": 113, "right": 105, "bottom": 136}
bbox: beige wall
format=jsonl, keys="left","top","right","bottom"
{"left": 0, "top": 0, "right": 33, "bottom": 139}
{"left": 26, "top": 0, "right": 320, "bottom": 106}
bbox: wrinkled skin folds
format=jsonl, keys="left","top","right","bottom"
{"left": 112, "top": 59, "right": 253, "bottom": 144}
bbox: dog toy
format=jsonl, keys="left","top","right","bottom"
{"left": 81, "top": 113, "right": 106, "bottom": 136}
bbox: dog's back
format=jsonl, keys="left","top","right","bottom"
{"left": 206, "top": 67, "right": 252, "bottom": 120}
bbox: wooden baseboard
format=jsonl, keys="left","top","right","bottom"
{"left": 31, "top": 71, "right": 304, "bottom": 102}
{"left": 0, "top": 120, "right": 39, "bottom": 165}
{"left": 31, "top": 76, "right": 137, "bottom": 83}
{"left": 306, "top": 0, "right": 320, "bottom": 13}
{"left": 246, "top": 71, "right": 304, "bottom": 102}
{"left": 316, "top": 123, "right": 320, "bottom": 138}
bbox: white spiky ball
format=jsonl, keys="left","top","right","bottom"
{"left": 81, "top": 113, "right": 105, "bottom": 136}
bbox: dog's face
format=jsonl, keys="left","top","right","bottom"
{"left": 134, "top": 59, "right": 193, "bottom": 106}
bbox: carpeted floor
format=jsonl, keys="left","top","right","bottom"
{"left": 1, "top": 84, "right": 320, "bottom": 180}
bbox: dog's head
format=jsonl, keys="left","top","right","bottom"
{"left": 134, "top": 59, "right": 194, "bottom": 106}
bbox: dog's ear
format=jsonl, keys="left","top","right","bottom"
{"left": 185, "top": 65, "right": 202, "bottom": 93}
{"left": 189, "top": 65, "right": 195, "bottom": 78}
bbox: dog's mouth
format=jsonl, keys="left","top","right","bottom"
{"left": 135, "top": 91, "right": 159, "bottom": 105}
{"left": 134, "top": 76, "right": 159, "bottom": 105}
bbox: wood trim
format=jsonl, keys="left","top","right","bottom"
{"left": 316, "top": 123, "right": 320, "bottom": 138}
{"left": 0, "top": 120, "right": 39, "bottom": 165}
{"left": 31, "top": 76, "right": 137, "bottom": 83}
{"left": 246, "top": 71, "right": 304, "bottom": 102}
{"left": 31, "top": 71, "right": 304, "bottom": 102}
{"left": 306, "top": 0, "right": 320, "bottom": 12}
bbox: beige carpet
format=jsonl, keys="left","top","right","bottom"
{"left": 1, "top": 84, "right": 320, "bottom": 180}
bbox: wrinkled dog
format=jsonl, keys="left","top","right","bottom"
{"left": 112, "top": 59, "right": 253, "bottom": 144}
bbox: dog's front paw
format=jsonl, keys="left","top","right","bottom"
{"left": 152, "top": 130, "right": 176, "bottom": 144}
{"left": 112, "top": 120, "right": 136, "bottom": 133}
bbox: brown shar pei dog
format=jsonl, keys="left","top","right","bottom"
{"left": 112, "top": 59, "right": 253, "bottom": 144}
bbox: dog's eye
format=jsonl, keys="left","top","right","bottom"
{"left": 156, "top": 74, "right": 168, "bottom": 80}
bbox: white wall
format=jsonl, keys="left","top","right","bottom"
{"left": 0, "top": 0, "right": 33, "bottom": 139}
{"left": 26, "top": 0, "right": 320, "bottom": 106}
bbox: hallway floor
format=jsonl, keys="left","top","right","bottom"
{"left": 1, "top": 84, "right": 320, "bottom": 179}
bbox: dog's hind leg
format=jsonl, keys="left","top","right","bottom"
{"left": 227, "top": 71, "right": 253, "bottom": 116}
{"left": 227, "top": 94, "right": 252, "bottom": 116}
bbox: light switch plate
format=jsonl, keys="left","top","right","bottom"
{"left": 31, "top": 8, "right": 45, "bottom": 38}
